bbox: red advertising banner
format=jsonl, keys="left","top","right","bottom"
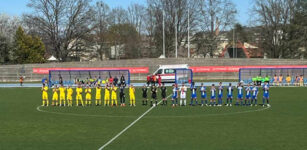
{"left": 189, "top": 65, "right": 307, "bottom": 73}
{"left": 33, "top": 67, "right": 149, "bottom": 74}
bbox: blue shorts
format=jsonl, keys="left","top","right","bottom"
{"left": 227, "top": 95, "right": 233, "bottom": 99}
{"left": 211, "top": 96, "right": 216, "bottom": 99}
{"left": 238, "top": 94, "right": 243, "bottom": 99}
{"left": 172, "top": 95, "right": 177, "bottom": 99}
{"left": 191, "top": 94, "right": 197, "bottom": 99}
{"left": 252, "top": 96, "right": 257, "bottom": 99}
{"left": 218, "top": 94, "right": 223, "bottom": 99}
{"left": 263, "top": 93, "right": 269, "bottom": 98}
{"left": 201, "top": 94, "right": 206, "bottom": 99}
{"left": 245, "top": 95, "right": 251, "bottom": 99}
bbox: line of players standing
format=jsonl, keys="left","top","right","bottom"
{"left": 41, "top": 82, "right": 137, "bottom": 107}
{"left": 155, "top": 82, "right": 271, "bottom": 107}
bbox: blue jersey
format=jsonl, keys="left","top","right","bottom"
{"left": 227, "top": 86, "right": 233, "bottom": 97}
{"left": 200, "top": 86, "right": 206, "bottom": 98}
{"left": 211, "top": 87, "right": 216, "bottom": 99}
{"left": 263, "top": 84, "right": 269, "bottom": 98}
{"left": 237, "top": 86, "right": 243, "bottom": 99}
{"left": 218, "top": 86, "right": 223, "bottom": 96}
{"left": 252, "top": 86, "right": 258, "bottom": 98}
{"left": 191, "top": 85, "right": 197, "bottom": 97}
{"left": 245, "top": 86, "right": 251, "bottom": 98}
{"left": 172, "top": 87, "right": 178, "bottom": 99}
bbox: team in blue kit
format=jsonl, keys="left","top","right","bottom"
{"left": 182, "top": 82, "right": 270, "bottom": 107}
{"left": 226, "top": 83, "right": 233, "bottom": 106}
{"left": 210, "top": 84, "right": 216, "bottom": 106}
{"left": 245, "top": 83, "right": 251, "bottom": 106}
{"left": 262, "top": 82, "right": 270, "bottom": 107}
{"left": 190, "top": 82, "right": 198, "bottom": 106}
{"left": 251, "top": 84, "right": 258, "bottom": 106}
{"left": 165, "top": 82, "right": 270, "bottom": 107}
{"left": 217, "top": 82, "right": 223, "bottom": 106}
{"left": 200, "top": 83, "right": 207, "bottom": 106}
{"left": 171, "top": 84, "right": 179, "bottom": 107}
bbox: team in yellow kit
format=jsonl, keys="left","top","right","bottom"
{"left": 85, "top": 86, "right": 92, "bottom": 106}
{"left": 59, "top": 85, "right": 66, "bottom": 106}
{"left": 67, "top": 86, "right": 73, "bottom": 106}
{"left": 76, "top": 85, "right": 84, "bottom": 106}
{"left": 52, "top": 85, "right": 59, "bottom": 106}
{"left": 111, "top": 84, "right": 118, "bottom": 106}
{"left": 104, "top": 84, "right": 111, "bottom": 106}
{"left": 129, "top": 85, "right": 136, "bottom": 106}
{"left": 41, "top": 84, "right": 49, "bottom": 106}
{"left": 95, "top": 84, "right": 102, "bottom": 106}
{"left": 41, "top": 83, "right": 136, "bottom": 107}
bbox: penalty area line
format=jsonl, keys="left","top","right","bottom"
{"left": 98, "top": 94, "right": 171, "bottom": 150}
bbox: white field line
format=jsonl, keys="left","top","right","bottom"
{"left": 97, "top": 94, "right": 171, "bottom": 150}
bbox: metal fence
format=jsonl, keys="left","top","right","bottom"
{"left": 239, "top": 68, "right": 307, "bottom": 85}
{"left": 49, "top": 70, "right": 130, "bottom": 86}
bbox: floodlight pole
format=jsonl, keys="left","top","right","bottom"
{"left": 175, "top": 8, "right": 178, "bottom": 58}
{"left": 188, "top": 7, "right": 190, "bottom": 58}
{"left": 163, "top": 9, "right": 166, "bottom": 58}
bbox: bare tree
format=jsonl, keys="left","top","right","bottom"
{"left": 93, "top": 1, "right": 110, "bottom": 60}
{"left": 23, "top": 0, "right": 95, "bottom": 61}
{"left": 252, "top": 0, "right": 297, "bottom": 58}
{"left": 197, "top": 0, "right": 237, "bottom": 57}
{"left": 0, "top": 14, "right": 21, "bottom": 42}
{"left": 147, "top": 0, "right": 200, "bottom": 57}
{"left": 109, "top": 7, "right": 128, "bottom": 25}
{"left": 127, "top": 3, "right": 146, "bottom": 34}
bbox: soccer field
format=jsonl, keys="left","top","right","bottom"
{"left": 0, "top": 87, "right": 306, "bottom": 150}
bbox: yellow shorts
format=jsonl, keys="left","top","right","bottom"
{"left": 60, "top": 95, "right": 65, "bottom": 100}
{"left": 67, "top": 95, "right": 72, "bottom": 100}
{"left": 130, "top": 96, "right": 135, "bottom": 101}
{"left": 111, "top": 94, "right": 117, "bottom": 100}
{"left": 52, "top": 94, "right": 58, "bottom": 101}
{"left": 42, "top": 93, "right": 48, "bottom": 100}
{"left": 104, "top": 94, "right": 110, "bottom": 100}
{"left": 96, "top": 94, "right": 101, "bottom": 100}
{"left": 86, "top": 94, "right": 91, "bottom": 100}
{"left": 76, "top": 94, "right": 83, "bottom": 100}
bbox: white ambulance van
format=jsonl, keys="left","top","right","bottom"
{"left": 152, "top": 64, "right": 189, "bottom": 83}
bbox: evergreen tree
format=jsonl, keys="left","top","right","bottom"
{"left": 14, "top": 26, "right": 46, "bottom": 63}
{"left": 0, "top": 34, "right": 11, "bottom": 63}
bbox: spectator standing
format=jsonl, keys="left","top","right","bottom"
{"left": 152, "top": 75, "right": 157, "bottom": 86}
{"left": 114, "top": 76, "right": 118, "bottom": 86}
{"left": 19, "top": 76, "right": 24, "bottom": 86}
{"left": 158, "top": 75, "right": 162, "bottom": 86}
{"left": 146, "top": 75, "right": 151, "bottom": 86}
{"left": 109, "top": 76, "right": 113, "bottom": 85}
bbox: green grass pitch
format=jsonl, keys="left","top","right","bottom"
{"left": 0, "top": 87, "right": 307, "bottom": 150}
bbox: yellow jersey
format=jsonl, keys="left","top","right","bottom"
{"left": 112, "top": 87, "right": 117, "bottom": 95}
{"left": 105, "top": 86, "right": 110, "bottom": 95}
{"left": 85, "top": 88, "right": 92, "bottom": 94}
{"left": 286, "top": 77, "right": 291, "bottom": 82}
{"left": 129, "top": 87, "right": 135, "bottom": 97}
{"left": 42, "top": 86, "right": 48, "bottom": 94}
{"left": 67, "top": 88, "right": 73, "bottom": 96}
{"left": 53, "top": 88, "right": 58, "bottom": 95}
{"left": 59, "top": 87, "right": 65, "bottom": 95}
{"left": 76, "top": 87, "right": 83, "bottom": 95}
{"left": 96, "top": 87, "right": 101, "bottom": 95}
